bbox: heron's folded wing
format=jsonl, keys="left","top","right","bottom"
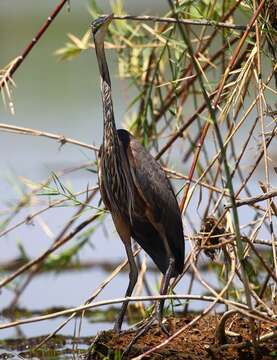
{"left": 125, "top": 134, "right": 184, "bottom": 273}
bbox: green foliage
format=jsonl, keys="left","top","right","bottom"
{"left": 55, "top": 31, "right": 90, "bottom": 61}
{"left": 43, "top": 238, "right": 88, "bottom": 272}
{"left": 16, "top": 240, "right": 29, "bottom": 262}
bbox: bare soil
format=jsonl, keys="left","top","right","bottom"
{"left": 0, "top": 314, "right": 276, "bottom": 359}
{"left": 90, "top": 314, "right": 277, "bottom": 359}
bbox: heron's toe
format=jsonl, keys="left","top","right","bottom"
{"left": 113, "top": 321, "right": 122, "bottom": 333}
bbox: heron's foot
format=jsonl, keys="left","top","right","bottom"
{"left": 113, "top": 321, "right": 121, "bottom": 333}
{"left": 122, "top": 314, "right": 170, "bottom": 358}
{"left": 156, "top": 307, "right": 171, "bottom": 337}
{"left": 113, "top": 312, "right": 127, "bottom": 334}
{"left": 122, "top": 316, "right": 155, "bottom": 358}
{"left": 158, "top": 317, "right": 170, "bottom": 337}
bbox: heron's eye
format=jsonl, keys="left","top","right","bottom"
{"left": 91, "top": 20, "right": 101, "bottom": 33}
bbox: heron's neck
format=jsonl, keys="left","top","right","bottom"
{"left": 95, "top": 43, "right": 118, "bottom": 151}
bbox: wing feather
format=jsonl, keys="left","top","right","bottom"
{"left": 117, "top": 129, "right": 184, "bottom": 274}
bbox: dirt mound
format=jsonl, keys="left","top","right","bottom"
{"left": 90, "top": 314, "right": 276, "bottom": 359}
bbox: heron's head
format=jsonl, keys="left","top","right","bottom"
{"left": 91, "top": 14, "right": 113, "bottom": 46}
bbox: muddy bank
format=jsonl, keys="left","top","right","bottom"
{"left": 90, "top": 314, "right": 276, "bottom": 359}
{"left": 0, "top": 314, "right": 276, "bottom": 359}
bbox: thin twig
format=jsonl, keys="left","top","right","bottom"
{"left": 0, "top": 208, "right": 102, "bottom": 289}
{"left": 0, "top": 293, "right": 275, "bottom": 331}
{"left": 0, "top": 0, "right": 69, "bottom": 90}
{"left": 0, "top": 123, "right": 98, "bottom": 151}
{"left": 225, "top": 190, "right": 277, "bottom": 208}
{"left": 0, "top": 186, "right": 98, "bottom": 239}
{"left": 111, "top": 14, "right": 253, "bottom": 32}
{"left": 34, "top": 248, "right": 142, "bottom": 350}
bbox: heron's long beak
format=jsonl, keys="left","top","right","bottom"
{"left": 93, "top": 14, "right": 114, "bottom": 85}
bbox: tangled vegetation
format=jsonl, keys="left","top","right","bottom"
{"left": 0, "top": 0, "right": 276, "bottom": 359}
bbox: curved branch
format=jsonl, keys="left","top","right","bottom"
{"left": 215, "top": 309, "right": 240, "bottom": 345}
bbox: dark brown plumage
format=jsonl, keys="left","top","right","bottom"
{"left": 91, "top": 14, "right": 184, "bottom": 332}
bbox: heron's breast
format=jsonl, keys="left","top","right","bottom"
{"left": 99, "top": 150, "right": 145, "bottom": 221}
{"left": 99, "top": 152, "right": 129, "bottom": 211}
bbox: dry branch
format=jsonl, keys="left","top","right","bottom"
{"left": 0, "top": 293, "right": 275, "bottom": 331}
{"left": 0, "top": 123, "right": 98, "bottom": 151}
{"left": 111, "top": 15, "right": 253, "bottom": 31}
{"left": 225, "top": 190, "right": 277, "bottom": 208}
{"left": 0, "top": 0, "right": 69, "bottom": 90}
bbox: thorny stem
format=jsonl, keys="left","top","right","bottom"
{"left": 0, "top": 0, "right": 69, "bottom": 90}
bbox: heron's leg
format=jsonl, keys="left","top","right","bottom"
{"left": 114, "top": 239, "right": 138, "bottom": 333}
{"left": 123, "top": 256, "right": 175, "bottom": 357}
{"left": 123, "top": 224, "right": 176, "bottom": 356}
{"left": 123, "top": 260, "right": 174, "bottom": 354}
{"left": 156, "top": 257, "right": 175, "bottom": 327}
